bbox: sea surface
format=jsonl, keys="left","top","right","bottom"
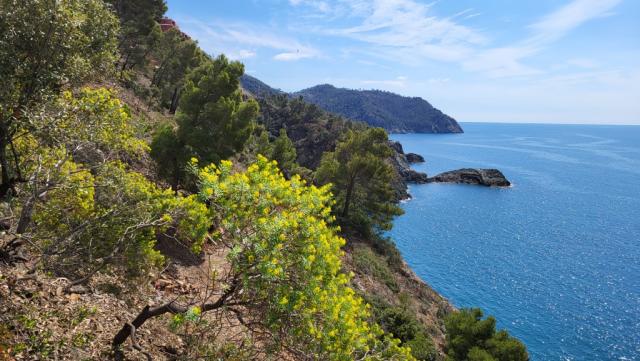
{"left": 388, "top": 123, "right": 640, "bottom": 361}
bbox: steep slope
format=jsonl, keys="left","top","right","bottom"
{"left": 293, "top": 84, "right": 463, "bottom": 133}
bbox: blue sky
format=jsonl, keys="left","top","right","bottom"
{"left": 166, "top": 0, "right": 640, "bottom": 124}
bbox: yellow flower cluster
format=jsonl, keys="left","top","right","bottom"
{"left": 58, "top": 88, "right": 149, "bottom": 156}
{"left": 196, "top": 155, "right": 414, "bottom": 360}
{"left": 29, "top": 88, "right": 210, "bottom": 277}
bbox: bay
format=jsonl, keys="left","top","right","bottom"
{"left": 389, "top": 123, "right": 640, "bottom": 360}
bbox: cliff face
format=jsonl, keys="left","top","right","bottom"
{"left": 343, "top": 242, "right": 454, "bottom": 355}
{"left": 387, "top": 141, "right": 429, "bottom": 200}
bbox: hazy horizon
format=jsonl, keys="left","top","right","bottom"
{"left": 166, "top": 0, "right": 640, "bottom": 125}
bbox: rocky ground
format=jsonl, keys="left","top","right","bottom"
{"left": 1, "top": 230, "right": 454, "bottom": 360}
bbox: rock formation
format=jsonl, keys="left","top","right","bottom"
{"left": 406, "top": 153, "right": 425, "bottom": 163}
{"left": 428, "top": 169, "right": 511, "bottom": 187}
{"left": 387, "top": 141, "right": 428, "bottom": 199}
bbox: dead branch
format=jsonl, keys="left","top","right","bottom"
{"left": 128, "top": 322, "right": 153, "bottom": 361}
{"left": 112, "top": 280, "right": 239, "bottom": 352}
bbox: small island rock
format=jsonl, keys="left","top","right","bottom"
{"left": 428, "top": 168, "right": 511, "bottom": 187}
{"left": 405, "top": 153, "right": 425, "bottom": 163}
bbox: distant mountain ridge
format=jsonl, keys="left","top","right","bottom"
{"left": 240, "top": 75, "right": 463, "bottom": 134}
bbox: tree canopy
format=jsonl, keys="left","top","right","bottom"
{"left": 315, "top": 128, "right": 403, "bottom": 235}
{"left": 15, "top": 88, "right": 208, "bottom": 281}
{"left": 105, "top": 0, "right": 167, "bottom": 74}
{"left": 445, "top": 308, "right": 528, "bottom": 361}
{"left": 0, "top": 0, "right": 119, "bottom": 198}
{"left": 151, "top": 55, "right": 259, "bottom": 190}
{"left": 150, "top": 28, "right": 204, "bottom": 112}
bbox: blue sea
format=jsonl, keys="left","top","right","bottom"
{"left": 389, "top": 123, "right": 640, "bottom": 361}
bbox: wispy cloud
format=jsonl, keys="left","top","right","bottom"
{"left": 529, "top": 0, "right": 622, "bottom": 43}
{"left": 176, "top": 17, "right": 320, "bottom": 61}
{"left": 464, "top": 12, "right": 482, "bottom": 20}
{"left": 289, "top": 0, "right": 622, "bottom": 77}
{"left": 289, "top": 0, "right": 332, "bottom": 13}
{"left": 273, "top": 49, "right": 319, "bottom": 61}
{"left": 573, "top": 58, "right": 600, "bottom": 69}
{"left": 236, "top": 49, "right": 257, "bottom": 59}
{"left": 361, "top": 75, "right": 408, "bottom": 88}
{"left": 463, "top": 0, "right": 622, "bottom": 77}
{"left": 325, "top": 0, "right": 486, "bottom": 62}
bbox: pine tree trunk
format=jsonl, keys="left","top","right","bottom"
{"left": 342, "top": 175, "right": 356, "bottom": 218}
{"left": 169, "top": 87, "right": 179, "bottom": 114}
{"left": 0, "top": 125, "right": 12, "bottom": 198}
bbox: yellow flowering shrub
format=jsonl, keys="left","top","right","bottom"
{"left": 25, "top": 88, "right": 209, "bottom": 280}
{"left": 32, "top": 87, "right": 148, "bottom": 158}
{"left": 194, "top": 156, "right": 414, "bottom": 360}
{"left": 32, "top": 159, "right": 209, "bottom": 279}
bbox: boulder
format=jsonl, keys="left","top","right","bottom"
{"left": 428, "top": 168, "right": 510, "bottom": 187}
{"left": 401, "top": 169, "right": 429, "bottom": 183}
{"left": 405, "top": 153, "right": 425, "bottom": 163}
{"left": 388, "top": 140, "right": 404, "bottom": 154}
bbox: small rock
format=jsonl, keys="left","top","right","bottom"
{"left": 405, "top": 153, "right": 425, "bottom": 163}
{"left": 68, "top": 285, "right": 89, "bottom": 294}
{"left": 0, "top": 219, "right": 11, "bottom": 230}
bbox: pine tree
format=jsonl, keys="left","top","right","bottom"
{"left": 151, "top": 55, "right": 259, "bottom": 190}
{"left": 105, "top": 0, "right": 167, "bottom": 74}
{"left": 150, "top": 28, "right": 204, "bottom": 112}
{"left": 445, "top": 309, "right": 528, "bottom": 361}
{"left": 270, "top": 128, "right": 298, "bottom": 176}
{"left": 315, "top": 128, "right": 403, "bottom": 235}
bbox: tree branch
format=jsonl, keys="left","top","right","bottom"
{"left": 112, "top": 280, "right": 239, "bottom": 351}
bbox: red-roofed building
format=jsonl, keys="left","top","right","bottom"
{"left": 158, "top": 18, "right": 190, "bottom": 39}
{"left": 159, "top": 18, "right": 177, "bottom": 32}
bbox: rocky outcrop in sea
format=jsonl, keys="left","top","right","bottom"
{"left": 406, "top": 153, "right": 425, "bottom": 163}
{"left": 428, "top": 168, "right": 511, "bottom": 187}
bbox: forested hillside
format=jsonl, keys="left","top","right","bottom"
{"left": 240, "top": 74, "right": 284, "bottom": 99}
{"left": 0, "top": 1, "right": 525, "bottom": 360}
{"left": 240, "top": 75, "right": 463, "bottom": 134}
{"left": 294, "top": 85, "right": 463, "bottom": 134}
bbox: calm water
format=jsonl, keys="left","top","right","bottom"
{"left": 389, "top": 123, "right": 640, "bottom": 361}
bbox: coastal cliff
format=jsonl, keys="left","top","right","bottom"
{"left": 0, "top": 5, "right": 529, "bottom": 361}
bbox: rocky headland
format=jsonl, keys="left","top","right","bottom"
{"left": 388, "top": 141, "right": 429, "bottom": 187}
